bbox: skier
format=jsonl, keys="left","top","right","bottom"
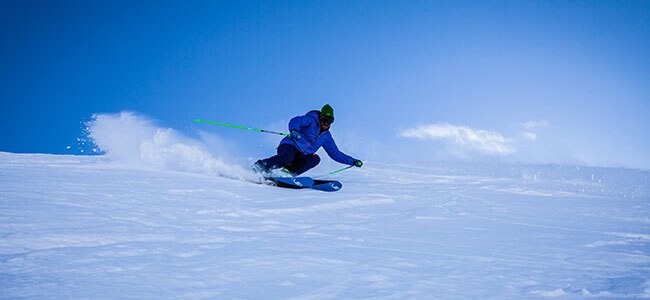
{"left": 253, "top": 104, "right": 363, "bottom": 176}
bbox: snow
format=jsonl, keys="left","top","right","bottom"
{"left": 1, "top": 151, "right": 649, "bottom": 299}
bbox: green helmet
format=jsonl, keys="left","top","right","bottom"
{"left": 321, "top": 104, "right": 334, "bottom": 119}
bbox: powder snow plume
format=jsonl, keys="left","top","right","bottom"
{"left": 86, "top": 111, "right": 259, "bottom": 182}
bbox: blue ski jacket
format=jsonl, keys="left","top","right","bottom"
{"left": 279, "top": 110, "right": 356, "bottom": 165}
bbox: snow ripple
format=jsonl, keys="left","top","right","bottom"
{"left": 259, "top": 198, "right": 395, "bottom": 215}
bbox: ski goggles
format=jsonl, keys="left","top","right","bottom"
{"left": 320, "top": 116, "right": 334, "bottom": 125}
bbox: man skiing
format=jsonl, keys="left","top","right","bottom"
{"left": 253, "top": 104, "right": 363, "bottom": 176}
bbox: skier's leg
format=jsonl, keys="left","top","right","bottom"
{"left": 253, "top": 144, "right": 297, "bottom": 173}
{"left": 289, "top": 153, "right": 321, "bottom": 175}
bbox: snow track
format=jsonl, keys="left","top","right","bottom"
{"left": 1, "top": 152, "right": 649, "bottom": 298}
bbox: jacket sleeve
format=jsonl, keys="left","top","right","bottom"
{"left": 288, "top": 114, "right": 313, "bottom": 132}
{"left": 322, "top": 133, "right": 355, "bottom": 165}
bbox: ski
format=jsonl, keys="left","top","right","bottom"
{"left": 311, "top": 179, "right": 343, "bottom": 192}
{"left": 265, "top": 176, "right": 342, "bottom": 192}
{"left": 266, "top": 176, "right": 313, "bottom": 189}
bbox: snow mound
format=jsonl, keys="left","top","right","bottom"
{"left": 87, "top": 111, "right": 258, "bottom": 182}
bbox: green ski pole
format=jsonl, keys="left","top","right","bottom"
{"left": 313, "top": 165, "right": 354, "bottom": 178}
{"left": 195, "top": 119, "right": 289, "bottom": 137}
{"left": 329, "top": 165, "right": 354, "bottom": 175}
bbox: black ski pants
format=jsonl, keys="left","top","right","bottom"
{"left": 257, "top": 144, "right": 321, "bottom": 175}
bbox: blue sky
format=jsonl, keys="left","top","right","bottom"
{"left": 2, "top": 1, "right": 649, "bottom": 169}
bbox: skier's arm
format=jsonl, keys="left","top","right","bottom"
{"left": 322, "top": 134, "right": 355, "bottom": 165}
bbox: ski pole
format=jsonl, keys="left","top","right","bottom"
{"left": 194, "top": 119, "right": 289, "bottom": 137}
{"left": 314, "top": 165, "right": 354, "bottom": 178}
{"left": 329, "top": 165, "right": 354, "bottom": 175}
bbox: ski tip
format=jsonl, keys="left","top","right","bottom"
{"left": 311, "top": 180, "right": 343, "bottom": 192}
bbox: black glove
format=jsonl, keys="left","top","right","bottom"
{"left": 352, "top": 159, "right": 363, "bottom": 168}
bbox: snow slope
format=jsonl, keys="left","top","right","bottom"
{"left": 1, "top": 152, "right": 649, "bottom": 299}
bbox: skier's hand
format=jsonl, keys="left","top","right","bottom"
{"left": 290, "top": 130, "right": 301, "bottom": 141}
{"left": 353, "top": 159, "right": 363, "bottom": 168}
